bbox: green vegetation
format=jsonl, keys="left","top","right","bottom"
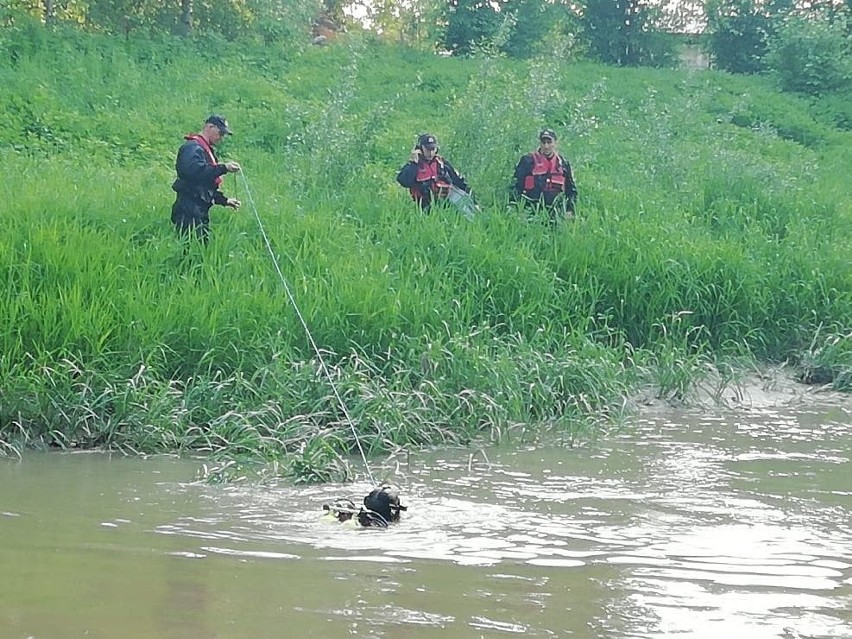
{"left": 0, "top": 23, "right": 849, "bottom": 480}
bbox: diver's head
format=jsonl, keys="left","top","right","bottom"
{"left": 363, "top": 485, "right": 407, "bottom": 523}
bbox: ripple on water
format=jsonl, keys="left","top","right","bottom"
{"left": 310, "top": 603, "right": 455, "bottom": 630}
{"left": 147, "top": 400, "right": 851, "bottom": 638}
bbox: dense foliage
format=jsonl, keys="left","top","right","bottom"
{"left": 0, "top": 0, "right": 321, "bottom": 40}
{"left": 766, "top": 12, "right": 852, "bottom": 96}
{"left": 582, "top": 0, "right": 678, "bottom": 67}
{"left": 443, "top": 0, "right": 501, "bottom": 55}
{"left": 705, "top": 0, "right": 776, "bottom": 74}
{"left": 0, "top": 24, "right": 849, "bottom": 480}
{"left": 704, "top": 0, "right": 851, "bottom": 84}
{"left": 5, "top": 0, "right": 851, "bottom": 94}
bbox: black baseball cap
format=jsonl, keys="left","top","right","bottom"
{"left": 417, "top": 133, "right": 438, "bottom": 149}
{"left": 539, "top": 128, "right": 557, "bottom": 141}
{"left": 206, "top": 114, "right": 232, "bottom": 135}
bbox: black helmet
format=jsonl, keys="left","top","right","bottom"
{"left": 363, "top": 485, "right": 407, "bottom": 523}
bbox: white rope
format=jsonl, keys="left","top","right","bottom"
{"left": 237, "top": 171, "right": 375, "bottom": 485}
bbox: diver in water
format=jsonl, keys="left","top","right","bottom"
{"left": 322, "top": 485, "right": 407, "bottom": 528}
{"left": 363, "top": 485, "right": 406, "bottom": 524}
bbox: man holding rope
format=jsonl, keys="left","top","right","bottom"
{"left": 170, "top": 114, "right": 242, "bottom": 243}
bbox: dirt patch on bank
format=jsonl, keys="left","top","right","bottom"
{"left": 635, "top": 365, "right": 851, "bottom": 415}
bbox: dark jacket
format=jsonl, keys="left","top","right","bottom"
{"left": 172, "top": 136, "right": 229, "bottom": 209}
{"left": 170, "top": 135, "right": 231, "bottom": 235}
{"left": 512, "top": 151, "right": 577, "bottom": 209}
{"left": 397, "top": 155, "right": 470, "bottom": 210}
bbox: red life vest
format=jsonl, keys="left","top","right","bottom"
{"left": 523, "top": 151, "right": 565, "bottom": 193}
{"left": 410, "top": 157, "right": 451, "bottom": 202}
{"left": 185, "top": 134, "right": 222, "bottom": 187}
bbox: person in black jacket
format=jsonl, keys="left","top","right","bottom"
{"left": 396, "top": 133, "right": 470, "bottom": 212}
{"left": 171, "top": 115, "right": 242, "bottom": 243}
{"left": 512, "top": 128, "right": 577, "bottom": 222}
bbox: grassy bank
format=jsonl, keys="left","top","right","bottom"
{"left": 0, "top": 24, "right": 849, "bottom": 480}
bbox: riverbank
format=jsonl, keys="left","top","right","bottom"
{"left": 633, "top": 363, "right": 850, "bottom": 410}
{"left": 0, "top": 28, "right": 849, "bottom": 479}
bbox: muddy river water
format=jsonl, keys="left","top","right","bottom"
{"left": 2, "top": 391, "right": 850, "bottom": 638}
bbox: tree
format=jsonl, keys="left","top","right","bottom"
{"left": 766, "top": 11, "right": 852, "bottom": 94}
{"left": 660, "top": 0, "right": 707, "bottom": 34}
{"left": 582, "top": 0, "right": 677, "bottom": 67}
{"left": 500, "top": 0, "right": 559, "bottom": 58}
{"left": 322, "top": 0, "right": 346, "bottom": 24}
{"left": 369, "top": 0, "right": 442, "bottom": 47}
{"left": 444, "top": 0, "right": 504, "bottom": 55}
{"left": 1, "top": 0, "right": 323, "bottom": 40}
{"left": 705, "top": 0, "right": 795, "bottom": 74}
{"left": 180, "top": 0, "right": 192, "bottom": 36}
{"left": 705, "top": 0, "right": 768, "bottom": 72}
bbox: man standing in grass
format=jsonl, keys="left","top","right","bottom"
{"left": 396, "top": 133, "right": 471, "bottom": 212}
{"left": 171, "top": 115, "right": 242, "bottom": 243}
{"left": 512, "top": 128, "right": 577, "bottom": 222}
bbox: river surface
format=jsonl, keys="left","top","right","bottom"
{"left": 2, "top": 394, "right": 851, "bottom": 638}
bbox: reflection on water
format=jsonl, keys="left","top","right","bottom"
{"left": 1, "top": 399, "right": 850, "bottom": 638}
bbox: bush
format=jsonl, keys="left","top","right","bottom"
{"left": 705, "top": 0, "right": 772, "bottom": 74}
{"left": 582, "top": 0, "right": 678, "bottom": 67}
{"left": 766, "top": 14, "right": 852, "bottom": 96}
{"left": 813, "top": 90, "right": 852, "bottom": 130}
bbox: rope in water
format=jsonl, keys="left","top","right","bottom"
{"left": 237, "top": 171, "right": 375, "bottom": 485}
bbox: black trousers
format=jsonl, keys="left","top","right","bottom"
{"left": 171, "top": 196, "right": 212, "bottom": 243}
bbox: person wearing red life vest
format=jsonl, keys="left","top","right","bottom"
{"left": 396, "top": 133, "right": 471, "bottom": 212}
{"left": 171, "top": 115, "right": 242, "bottom": 243}
{"left": 512, "top": 128, "right": 577, "bottom": 221}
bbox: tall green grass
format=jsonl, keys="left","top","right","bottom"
{"left": 0, "top": 25, "right": 849, "bottom": 479}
